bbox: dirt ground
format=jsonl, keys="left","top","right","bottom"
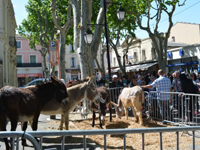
{"left": 50, "top": 114, "right": 200, "bottom": 150}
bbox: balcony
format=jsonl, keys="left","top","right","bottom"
{"left": 17, "top": 63, "right": 42, "bottom": 67}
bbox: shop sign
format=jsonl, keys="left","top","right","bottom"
{"left": 179, "top": 49, "right": 184, "bottom": 56}
{"left": 18, "top": 73, "right": 41, "bottom": 77}
{"left": 49, "top": 41, "right": 57, "bottom": 66}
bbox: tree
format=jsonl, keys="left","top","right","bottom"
{"left": 131, "top": 0, "right": 186, "bottom": 72}
{"left": 51, "top": 0, "right": 73, "bottom": 79}
{"left": 18, "top": 0, "right": 57, "bottom": 78}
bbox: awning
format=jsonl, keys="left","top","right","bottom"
{"left": 127, "top": 62, "right": 157, "bottom": 72}
{"left": 111, "top": 62, "right": 157, "bottom": 73}
{"left": 111, "top": 68, "right": 121, "bottom": 73}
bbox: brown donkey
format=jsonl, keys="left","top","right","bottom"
{"left": 40, "top": 75, "right": 99, "bottom": 130}
{"left": 91, "top": 86, "right": 112, "bottom": 128}
{"left": 0, "top": 76, "right": 68, "bottom": 150}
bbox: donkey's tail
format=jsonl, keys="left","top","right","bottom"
{"left": 110, "top": 101, "right": 118, "bottom": 107}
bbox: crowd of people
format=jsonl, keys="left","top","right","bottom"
{"left": 96, "top": 69, "right": 200, "bottom": 124}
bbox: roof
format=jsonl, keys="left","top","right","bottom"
{"left": 174, "top": 22, "right": 200, "bottom": 26}
{"left": 167, "top": 41, "right": 188, "bottom": 47}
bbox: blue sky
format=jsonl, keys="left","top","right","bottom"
{"left": 12, "top": 0, "right": 200, "bottom": 39}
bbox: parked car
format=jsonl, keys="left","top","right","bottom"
{"left": 18, "top": 78, "right": 65, "bottom": 88}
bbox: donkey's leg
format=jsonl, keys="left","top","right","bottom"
{"left": 109, "top": 103, "right": 112, "bottom": 122}
{"left": 124, "top": 107, "right": 129, "bottom": 120}
{"left": 59, "top": 115, "right": 65, "bottom": 130}
{"left": 31, "top": 114, "right": 40, "bottom": 143}
{"left": 92, "top": 111, "right": 96, "bottom": 127}
{"left": 9, "top": 117, "right": 18, "bottom": 150}
{"left": 21, "top": 122, "right": 29, "bottom": 146}
{"left": 137, "top": 111, "right": 143, "bottom": 125}
{"left": 99, "top": 112, "right": 103, "bottom": 129}
{"left": 64, "top": 112, "right": 70, "bottom": 130}
{"left": 0, "top": 116, "right": 10, "bottom": 150}
{"left": 132, "top": 107, "right": 138, "bottom": 122}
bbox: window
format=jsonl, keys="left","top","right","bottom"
{"left": 30, "top": 55, "right": 36, "bottom": 63}
{"left": 17, "top": 55, "right": 22, "bottom": 63}
{"left": 70, "top": 44, "right": 74, "bottom": 53}
{"left": 172, "top": 36, "right": 175, "bottom": 42}
{"left": 16, "top": 41, "right": 21, "bottom": 48}
{"left": 71, "top": 57, "right": 75, "bottom": 67}
{"left": 133, "top": 52, "right": 137, "bottom": 62}
{"left": 142, "top": 50, "right": 146, "bottom": 61}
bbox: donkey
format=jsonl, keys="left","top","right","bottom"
{"left": 111, "top": 86, "right": 145, "bottom": 125}
{"left": 0, "top": 76, "right": 68, "bottom": 150}
{"left": 91, "top": 86, "right": 112, "bottom": 128}
{"left": 40, "top": 75, "right": 98, "bottom": 130}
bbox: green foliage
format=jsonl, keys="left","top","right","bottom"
{"left": 91, "top": 0, "right": 138, "bottom": 44}
{"left": 17, "top": 0, "right": 73, "bottom": 49}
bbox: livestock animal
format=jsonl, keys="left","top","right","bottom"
{"left": 39, "top": 75, "right": 98, "bottom": 129}
{"left": 91, "top": 86, "right": 112, "bottom": 128}
{"left": 111, "top": 86, "right": 145, "bottom": 125}
{"left": 0, "top": 76, "right": 68, "bottom": 150}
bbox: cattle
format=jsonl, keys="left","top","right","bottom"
{"left": 111, "top": 86, "right": 145, "bottom": 125}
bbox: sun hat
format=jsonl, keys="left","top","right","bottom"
{"left": 112, "top": 75, "right": 118, "bottom": 78}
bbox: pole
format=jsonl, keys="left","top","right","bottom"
{"left": 57, "top": 36, "right": 61, "bottom": 79}
{"left": 103, "top": 0, "right": 112, "bottom": 88}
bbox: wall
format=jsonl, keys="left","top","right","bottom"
{"left": 0, "top": 0, "right": 17, "bottom": 87}
{"left": 169, "top": 22, "right": 200, "bottom": 45}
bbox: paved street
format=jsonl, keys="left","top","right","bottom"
{"left": 0, "top": 114, "right": 101, "bottom": 150}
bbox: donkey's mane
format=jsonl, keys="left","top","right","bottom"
{"left": 35, "top": 80, "right": 53, "bottom": 88}
{"left": 67, "top": 78, "right": 89, "bottom": 87}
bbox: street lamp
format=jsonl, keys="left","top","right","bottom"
{"left": 117, "top": 5, "right": 125, "bottom": 21}
{"left": 84, "top": 1, "right": 125, "bottom": 88}
{"left": 84, "top": 28, "right": 93, "bottom": 44}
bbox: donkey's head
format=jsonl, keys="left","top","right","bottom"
{"left": 84, "top": 75, "right": 99, "bottom": 101}
{"left": 111, "top": 100, "right": 124, "bottom": 119}
{"left": 51, "top": 76, "right": 68, "bottom": 105}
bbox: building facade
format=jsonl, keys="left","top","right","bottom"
{"left": 169, "top": 22, "right": 200, "bottom": 45}
{"left": 111, "top": 22, "right": 200, "bottom": 78}
{"left": 65, "top": 44, "right": 102, "bottom": 82}
{"left": 0, "top": 0, "right": 17, "bottom": 88}
{"left": 16, "top": 35, "right": 43, "bottom": 87}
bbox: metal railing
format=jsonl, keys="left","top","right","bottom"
{"left": 16, "top": 63, "right": 42, "bottom": 67}
{"left": 0, "top": 131, "right": 40, "bottom": 150}
{"left": 1, "top": 126, "right": 200, "bottom": 150}
{"left": 146, "top": 91, "right": 200, "bottom": 127}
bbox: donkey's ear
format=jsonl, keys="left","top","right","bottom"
{"left": 51, "top": 76, "right": 59, "bottom": 85}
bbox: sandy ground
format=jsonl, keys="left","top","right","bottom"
{"left": 49, "top": 114, "right": 200, "bottom": 150}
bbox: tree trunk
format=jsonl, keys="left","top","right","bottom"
{"left": 60, "top": 32, "right": 66, "bottom": 79}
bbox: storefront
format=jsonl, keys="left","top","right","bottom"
{"left": 17, "top": 67, "right": 43, "bottom": 87}
{"left": 167, "top": 57, "right": 198, "bottom": 74}
{"left": 17, "top": 73, "right": 42, "bottom": 87}
{"left": 167, "top": 45, "right": 200, "bottom": 74}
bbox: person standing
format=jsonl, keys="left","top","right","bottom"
{"left": 171, "top": 71, "right": 182, "bottom": 119}
{"left": 128, "top": 76, "right": 138, "bottom": 87}
{"left": 110, "top": 75, "right": 122, "bottom": 104}
{"left": 180, "top": 73, "right": 199, "bottom": 121}
{"left": 141, "top": 69, "right": 172, "bottom": 124}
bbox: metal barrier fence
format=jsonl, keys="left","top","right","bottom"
{"left": 71, "top": 87, "right": 124, "bottom": 118}
{"left": 71, "top": 87, "right": 200, "bottom": 127}
{"left": 147, "top": 91, "right": 200, "bottom": 126}
{"left": 2, "top": 88, "right": 200, "bottom": 150}
{"left": 0, "top": 131, "right": 40, "bottom": 150}
{"left": 1, "top": 126, "right": 200, "bottom": 150}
